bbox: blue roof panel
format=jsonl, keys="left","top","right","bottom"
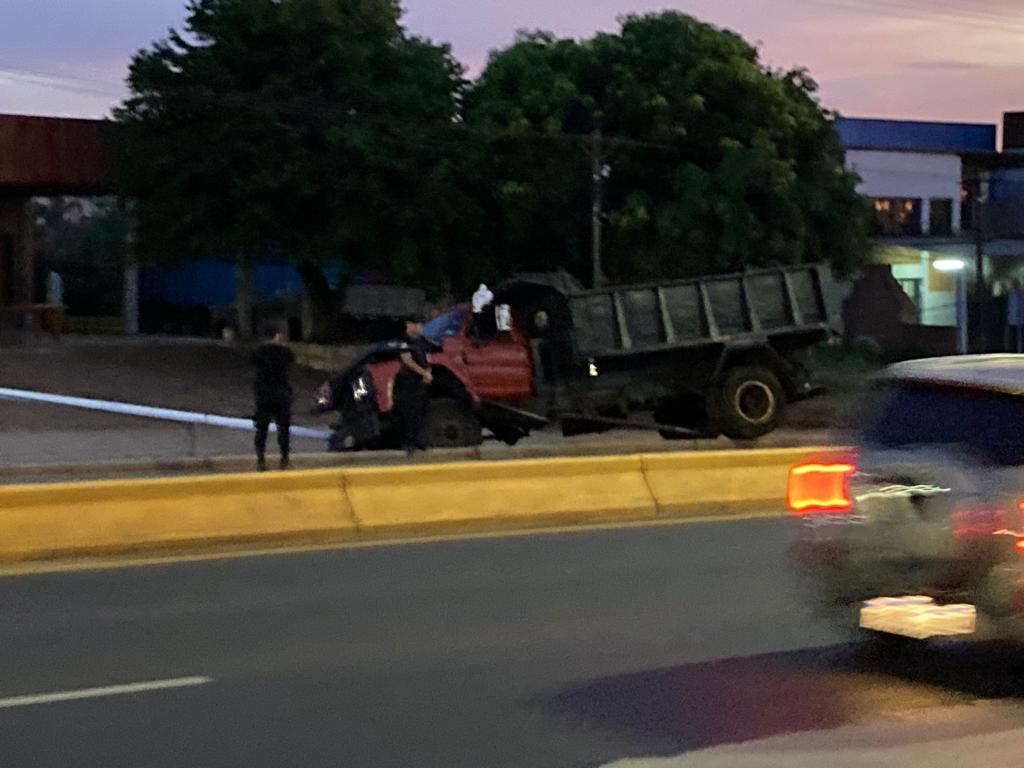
{"left": 836, "top": 117, "right": 996, "bottom": 154}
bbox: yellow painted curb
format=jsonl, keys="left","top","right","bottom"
{"left": 642, "top": 447, "right": 848, "bottom": 516}
{"left": 0, "top": 469, "right": 355, "bottom": 561}
{"left": 0, "top": 447, "right": 844, "bottom": 562}
{"left": 343, "top": 454, "right": 658, "bottom": 534}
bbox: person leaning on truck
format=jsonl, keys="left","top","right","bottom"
{"left": 396, "top": 316, "right": 433, "bottom": 453}
{"left": 471, "top": 283, "right": 497, "bottom": 341}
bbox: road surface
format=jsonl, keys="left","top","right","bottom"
{"left": 0, "top": 517, "right": 1022, "bottom": 767}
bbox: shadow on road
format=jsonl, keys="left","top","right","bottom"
{"left": 537, "top": 640, "right": 1024, "bottom": 759}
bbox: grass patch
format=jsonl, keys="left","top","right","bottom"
{"left": 785, "top": 344, "right": 886, "bottom": 430}
{"left": 813, "top": 344, "right": 886, "bottom": 394}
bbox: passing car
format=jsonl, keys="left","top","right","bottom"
{"left": 789, "top": 354, "right": 1024, "bottom": 645}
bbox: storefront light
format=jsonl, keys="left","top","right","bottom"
{"left": 934, "top": 258, "right": 966, "bottom": 273}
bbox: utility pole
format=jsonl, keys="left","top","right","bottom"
{"left": 122, "top": 202, "right": 139, "bottom": 335}
{"left": 971, "top": 169, "right": 989, "bottom": 352}
{"left": 590, "top": 127, "right": 610, "bottom": 289}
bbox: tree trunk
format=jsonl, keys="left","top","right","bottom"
{"left": 236, "top": 257, "right": 254, "bottom": 340}
{"left": 123, "top": 213, "right": 139, "bottom": 335}
{"left": 296, "top": 262, "right": 339, "bottom": 342}
{"left": 122, "top": 261, "right": 139, "bottom": 335}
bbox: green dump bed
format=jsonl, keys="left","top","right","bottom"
{"left": 567, "top": 265, "right": 830, "bottom": 359}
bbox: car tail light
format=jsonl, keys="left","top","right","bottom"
{"left": 953, "top": 505, "right": 1009, "bottom": 538}
{"left": 1015, "top": 538, "right": 1024, "bottom": 554}
{"left": 787, "top": 462, "right": 855, "bottom": 515}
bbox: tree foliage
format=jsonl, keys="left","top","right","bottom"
{"left": 115, "top": 5, "right": 868, "bottom": 329}
{"left": 115, "top": 0, "right": 467, "bottom": 306}
{"left": 465, "top": 13, "right": 869, "bottom": 282}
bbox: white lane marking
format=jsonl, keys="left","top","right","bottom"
{"left": 0, "top": 676, "right": 212, "bottom": 709}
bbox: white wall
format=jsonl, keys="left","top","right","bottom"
{"left": 846, "top": 150, "right": 963, "bottom": 234}
{"left": 891, "top": 253, "right": 962, "bottom": 327}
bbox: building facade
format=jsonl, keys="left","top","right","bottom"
{"left": 836, "top": 117, "right": 999, "bottom": 329}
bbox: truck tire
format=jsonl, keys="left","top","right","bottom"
{"left": 429, "top": 398, "right": 483, "bottom": 448}
{"left": 713, "top": 366, "right": 785, "bottom": 440}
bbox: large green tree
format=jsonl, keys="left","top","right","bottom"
{"left": 465, "top": 12, "right": 869, "bottom": 284}
{"left": 115, "top": 0, "right": 465, "bottom": 338}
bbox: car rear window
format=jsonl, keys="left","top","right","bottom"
{"left": 422, "top": 309, "right": 466, "bottom": 340}
{"left": 858, "top": 380, "right": 1024, "bottom": 465}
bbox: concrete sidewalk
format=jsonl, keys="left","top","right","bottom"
{"left": 1, "top": 409, "right": 832, "bottom": 484}
{"left": 605, "top": 702, "right": 1024, "bottom": 768}
{"left": 1, "top": 335, "right": 839, "bottom": 479}
{"left": 0, "top": 398, "right": 325, "bottom": 467}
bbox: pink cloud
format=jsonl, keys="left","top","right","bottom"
{"left": 2, "top": 0, "right": 1021, "bottom": 125}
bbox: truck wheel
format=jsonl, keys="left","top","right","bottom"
{"left": 429, "top": 398, "right": 483, "bottom": 448}
{"left": 713, "top": 366, "right": 785, "bottom": 439}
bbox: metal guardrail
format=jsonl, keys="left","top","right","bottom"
{"left": 0, "top": 387, "right": 331, "bottom": 442}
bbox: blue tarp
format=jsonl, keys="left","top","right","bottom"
{"left": 140, "top": 260, "right": 341, "bottom": 306}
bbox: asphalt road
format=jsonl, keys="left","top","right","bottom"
{"left": 1, "top": 518, "right": 1023, "bottom": 768}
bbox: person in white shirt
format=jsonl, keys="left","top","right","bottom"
{"left": 471, "top": 284, "right": 496, "bottom": 340}
{"left": 472, "top": 284, "right": 494, "bottom": 314}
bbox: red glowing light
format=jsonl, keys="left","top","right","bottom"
{"left": 787, "top": 462, "right": 855, "bottom": 515}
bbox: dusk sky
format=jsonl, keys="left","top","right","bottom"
{"left": 1, "top": 0, "right": 1022, "bottom": 130}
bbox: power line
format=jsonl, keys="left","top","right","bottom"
{"left": 0, "top": 59, "right": 125, "bottom": 89}
{"left": 129, "top": 89, "right": 677, "bottom": 155}
{"left": 0, "top": 65, "right": 124, "bottom": 99}
{"left": 808, "top": 0, "right": 1013, "bottom": 28}
{"left": 877, "top": 0, "right": 1024, "bottom": 27}
{"left": 803, "top": 0, "right": 1024, "bottom": 33}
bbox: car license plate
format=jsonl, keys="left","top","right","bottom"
{"left": 859, "top": 596, "right": 976, "bottom": 639}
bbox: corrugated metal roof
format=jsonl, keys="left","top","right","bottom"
{"left": 0, "top": 113, "right": 112, "bottom": 193}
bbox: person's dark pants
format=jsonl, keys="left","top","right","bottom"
{"left": 395, "top": 379, "right": 429, "bottom": 451}
{"left": 254, "top": 393, "right": 291, "bottom": 463}
{"left": 471, "top": 311, "right": 497, "bottom": 342}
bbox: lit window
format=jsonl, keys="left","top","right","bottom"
{"left": 870, "top": 198, "right": 922, "bottom": 237}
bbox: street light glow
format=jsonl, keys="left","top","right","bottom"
{"left": 933, "top": 258, "right": 966, "bottom": 273}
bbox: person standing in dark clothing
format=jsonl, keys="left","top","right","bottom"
{"left": 251, "top": 325, "right": 295, "bottom": 471}
{"left": 395, "top": 317, "right": 433, "bottom": 453}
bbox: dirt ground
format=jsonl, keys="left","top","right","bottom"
{"left": 0, "top": 336, "right": 342, "bottom": 427}
{"left": 0, "top": 335, "right": 862, "bottom": 469}
{"left": 0, "top": 336, "right": 354, "bottom": 466}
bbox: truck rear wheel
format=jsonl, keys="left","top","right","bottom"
{"left": 429, "top": 398, "right": 483, "bottom": 448}
{"left": 713, "top": 366, "right": 785, "bottom": 439}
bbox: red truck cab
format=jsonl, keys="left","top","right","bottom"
{"left": 367, "top": 305, "right": 536, "bottom": 414}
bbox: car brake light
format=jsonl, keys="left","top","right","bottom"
{"left": 1015, "top": 538, "right": 1024, "bottom": 554}
{"left": 953, "top": 505, "right": 1009, "bottom": 538}
{"left": 787, "top": 462, "right": 855, "bottom": 515}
